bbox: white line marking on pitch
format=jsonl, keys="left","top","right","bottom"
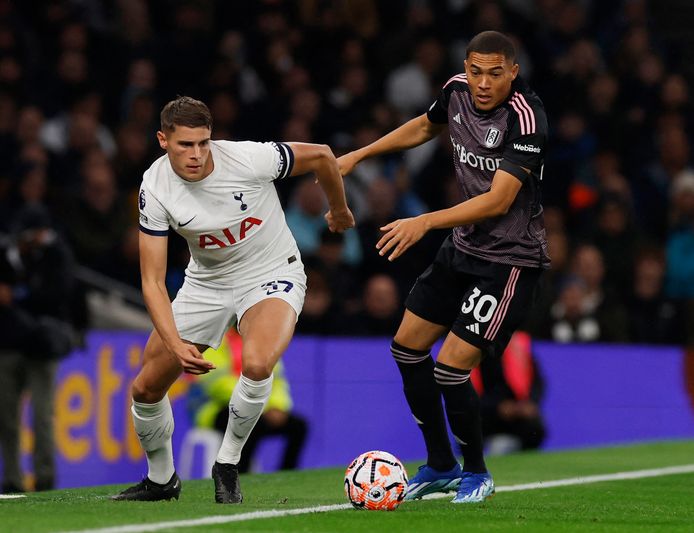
{"left": 0, "top": 494, "right": 26, "bottom": 499}
{"left": 62, "top": 464, "right": 694, "bottom": 533}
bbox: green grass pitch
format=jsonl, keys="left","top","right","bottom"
{"left": 3, "top": 440, "right": 694, "bottom": 532}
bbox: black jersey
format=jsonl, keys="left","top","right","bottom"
{"left": 427, "top": 73, "right": 550, "bottom": 269}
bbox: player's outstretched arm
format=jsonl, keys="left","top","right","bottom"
{"left": 338, "top": 114, "right": 445, "bottom": 176}
{"left": 287, "top": 142, "right": 355, "bottom": 233}
{"left": 139, "top": 231, "right": 215, "bottom": 374}
{"left": 377, "top": 169, "right": 523, "bottom": 261}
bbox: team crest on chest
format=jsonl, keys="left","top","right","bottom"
{"left": 233, "top": 192, "right": 248, "bottom": 211}
{"left": 484, "top": 127, "right": 501, "bottom": 148}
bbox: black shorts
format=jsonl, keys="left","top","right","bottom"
{"left": 405, "top": 235, "right": 543, "bottom": 358}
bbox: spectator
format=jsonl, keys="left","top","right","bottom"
{"left": 589, "top": 194, "right": 642, "bottom": 300}
{"left": 540, "top": 275, "right": 602, "bottom": 343}
{"left": 0, "top": 0, "right": 687, "bottom": 343}
{"left": 295, "top": 265, "right": 343, "bottom": 335}
{"left": 571, "top": 244, "right": 629, "bottom": 342}
{"left": 60, "top": 155, "right": 130, "bottom": 274}
{"left": 285, "top": 176, "right": 362, "bottom": 266}
{"left": 386, "top": 36, "right": 445, "bottom": 119}
{"left": 628, "top": 249, "right": 685, "bottom": 345}
{"left": 347, "top": 273, "right": 402, "bottom": 336}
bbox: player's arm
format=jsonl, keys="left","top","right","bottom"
{"left": 139, "top": 231, "right": 214, "bottom": 374}
{"left": 377, "top": 169, "right": 524, "bottom": 261}
{"left": 338, "top": 114, "right": 446, "bottom": 176}
{"left": 287, "top": 142, "right": 355, "bottom": 233}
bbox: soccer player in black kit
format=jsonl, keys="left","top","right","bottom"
{"left": 339, "top": 31, "right": 549, "bottom": 503}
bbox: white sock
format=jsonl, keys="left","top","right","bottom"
{"left": 216, "top": 374, "right": 273, "bottom": 465}
{"left": 132, "top": 396, "right": 175, "bottom": 484}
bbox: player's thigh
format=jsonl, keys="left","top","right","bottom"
{"left": 236, "top": 266, "right": 306, "bottom": 379}
{"left": 437, "top": 329, "right": 483, "bottom": 369}
{"left": 172, "top": 278, "right": 235, "bottom": 350}
{"left": 400, "top": 238, "right": 469, "bottom": 350}
{"left": 393, "top": 309, "right": 449, "bottom": 351}
{"left": 238, "top": 298, "right": 298, "bottom": 379}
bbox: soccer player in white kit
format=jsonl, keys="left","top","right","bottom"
{"left": 112, "top": 96, "right": 354, "bottom": 503}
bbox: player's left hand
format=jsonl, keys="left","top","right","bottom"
{"left": 377, "top": 215, "right": 429, "bottom": 261}
{"left": 325, "top": 207, "right": 355, "bottom": 233}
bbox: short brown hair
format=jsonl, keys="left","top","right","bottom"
{"left": 160, "top": 96, "right": 212, "bottom": 133}
{"left": 466, "top": 31, "right": 516, "bottom": 62}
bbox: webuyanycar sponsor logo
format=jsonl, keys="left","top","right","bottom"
{"left": 512, "top": 143, "right": 541, "bottom": 153}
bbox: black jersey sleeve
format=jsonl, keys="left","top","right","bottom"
{"left": 499, "top": 95, "right": 548, "bottom": 182}
{"left": 426, "top": 85, "right": 453, "bottom": 124}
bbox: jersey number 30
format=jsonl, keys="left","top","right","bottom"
{"left": 460, "top": 287, "right": 498, "bottom": 323}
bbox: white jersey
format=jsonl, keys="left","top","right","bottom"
{"left": 138, "top": 140, "right": 300, "bottom": 283}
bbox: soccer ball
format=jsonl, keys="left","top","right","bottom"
{"left": 344, "top": 450, "right": 408, "bottom": 511}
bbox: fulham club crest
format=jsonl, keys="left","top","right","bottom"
{"left": 484, "top": 127, "right": 501, "bottom": 148}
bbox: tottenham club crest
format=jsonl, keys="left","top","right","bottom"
{"left": 139, "top": 189, "right": 146, "bottom": 209}
{"left": 484, "top": 127, "right": 501, "bottom": 148}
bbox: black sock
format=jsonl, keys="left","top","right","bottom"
{"left": 391, "top": 341, "right": 457, "bottom": 472}
{"left": 434, "top": 361, "right": 487, "bottom": 474}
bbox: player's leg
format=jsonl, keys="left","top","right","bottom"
{"left": 395, "top": 238, "right": 467, "bottom": 499}
{"left": 113, "top": 330, "right": 206, "bottom": 501}
{"left": 441, "top": 263, "right": 543, "bottom": 503}
{"left": 394, "top": 310, "right": 463, "bottom": 499}
{"left": 436, "top": 336, "right": 485, "bottom": 474}
{"left": 213, "top": 297, "right": 298, "bottom": 503}
{"left": 435, "top": 333, "right": 495, "bottom": 503}
{"left": 236, "top": 415, "right": 267, "bottom": 473}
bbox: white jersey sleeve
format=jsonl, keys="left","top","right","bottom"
{"left": 242, "top": 141, "right": 295, "bottom": 182}
{"left": 138, "top": 180, "right": 170, "bottom": 236}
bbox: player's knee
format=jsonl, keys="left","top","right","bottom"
{"left": 433, "top": 360, "right": 471, "bottom": 387}
{"left": 390, "top": 341, "right": 431, "bottom": 364}
{"left": 130, "top": 379, "right": 166, "bottom": 404}
{"left": 241, "top": 361, "right": 272, "bottom": 381}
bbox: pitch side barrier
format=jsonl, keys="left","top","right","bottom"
{"left": 4, "top": 332, "right": 693, "bottom": 488}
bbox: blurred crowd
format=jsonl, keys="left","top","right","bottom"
{"left": 0, "top": 0, "right": 692, "bottom": 346}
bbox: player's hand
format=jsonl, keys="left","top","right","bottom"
{"left": 172, "top": 342, "right": 215, "bottom": 375}
{"left": 337, "top": 152, "right": 359, "bottom": 177}
{"left": 325, "top": 207, "right": 355, "bottom": 233}
{"left": 376, "top": 215, "right": 430, "bottom": 261}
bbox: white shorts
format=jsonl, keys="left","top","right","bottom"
{"left": 171, "top": 263, "right": 306, "bottom": 349}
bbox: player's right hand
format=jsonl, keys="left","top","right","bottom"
{"left": 173, "top": 342, "right": 216, "bottom": 375}
{"left": 325, "top": 207, "right": 355, "bottom": 233}
{"left": 337, "top": 152, "right": 359, "bottom": 177}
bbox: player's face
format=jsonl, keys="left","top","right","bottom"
{"left": 157, "top": 125, "right": 213, "bottom": 182}
{"left": 464, "top": 52, "right": 519, "bottom": 111}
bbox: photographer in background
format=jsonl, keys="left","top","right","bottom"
{"left": 0, "top": 205, "right": 78, "bottom": 493}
